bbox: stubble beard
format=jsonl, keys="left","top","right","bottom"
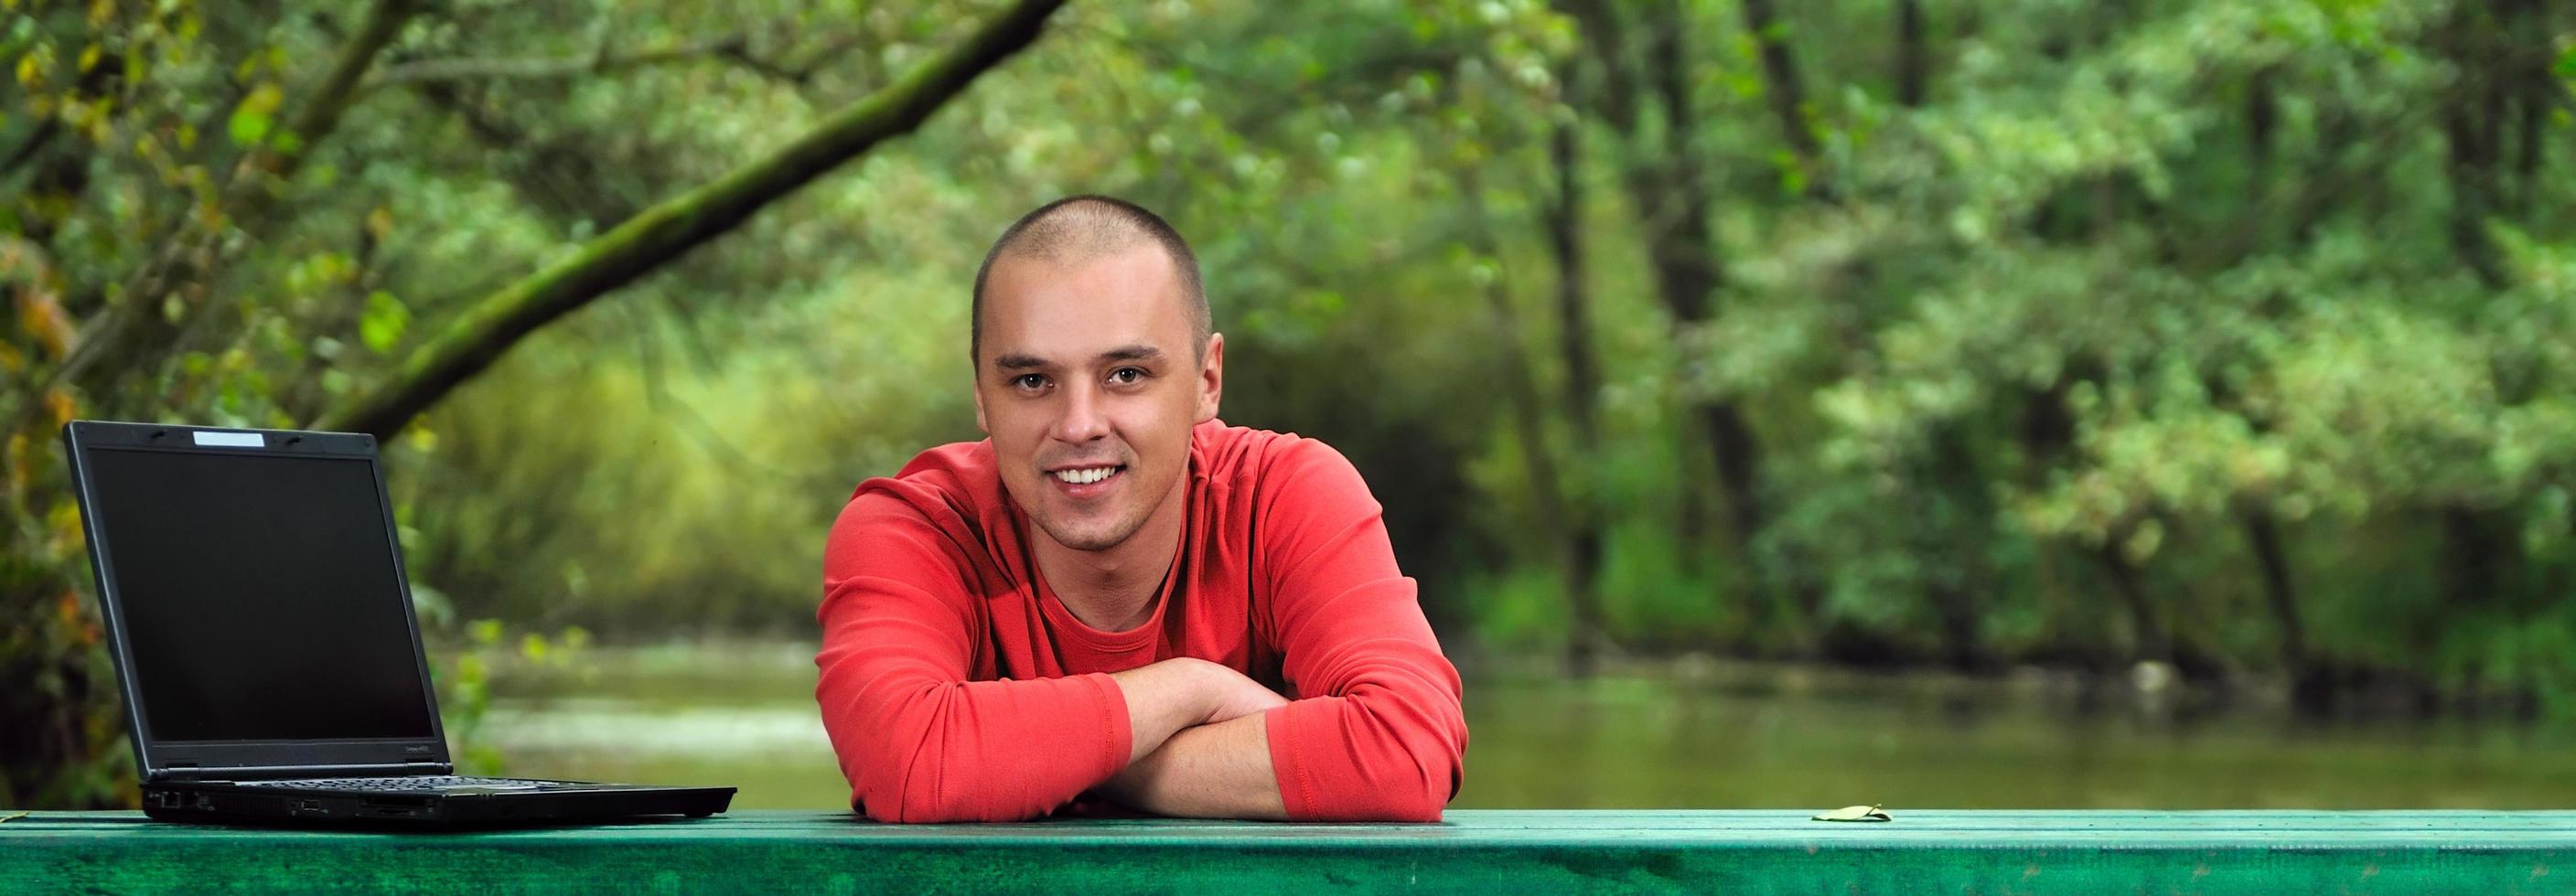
{"left": 1033, "top": 510, "right": 1150, "bottom": 553}
{"left": 1025, "top": 465, "right": 1173, "bottom": 553}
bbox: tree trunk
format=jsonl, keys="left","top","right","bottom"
{"left": 2247, "top": 68, "right": 2278, "bottom": 173}
{"left": 2439, "top": 4, "right": 2507, "bottom": 287}
{"left": 2439, "top": 506, "right": 2509, "bottom": 613}
{"left": 2096, "top": 540, "right": 2170, "bottom": 667}
{"left": 1917, "top": 426, "right": 1994, "bottom": 672}
{"left": 317, "top": 0, "right": 1068, "bottom": 438}
{"left": 2506, "top": 0, "right": 2559, "bottom": 193}
{"left": 1547, "top": 118, "right": 1609, "bottom": 676}
{"left": 1892, "top": 1, "right": 1991, "bottom": 667}
{"left": 1741, "top": 0, "right": 1823, "bottom": 197}
{"left": 1895, "top": 0, "right": 1927, "bottom": 107}
{"left": 1640, "top": 0, "right": 1775, "bottom": 637}
{"left": 1556, "top": 0, "right": 1776, "bottom": 640}
{"left": 1457, "top": 153, "right": 1594, "bottom": 677}
{"left": 2240, "top": 509, "right": 2321, "bottom": 709}
{"left": 2020, "top": 377, "right": 2089, "bottom": 657}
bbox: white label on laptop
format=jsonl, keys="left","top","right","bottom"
{"left": 191, "top": 431, "right": 264, "bottom": 448}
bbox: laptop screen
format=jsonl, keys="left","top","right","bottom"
{"left": 83, "top": 445, "right": 437, "bottom": 743}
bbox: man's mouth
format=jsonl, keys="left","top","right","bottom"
{"left": 1049, "top": 464, "right": 1125, "bottom": 485}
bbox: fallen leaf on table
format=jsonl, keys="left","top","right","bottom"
{"left": 1811, "top": 804, "right": 1892, "bottom": 822}
{"left": 0, "top": 811, "right": 28, "bottom": 825}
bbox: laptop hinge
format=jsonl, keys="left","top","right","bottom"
{"left": 150, "top": 761, "right": 455, "bottom": 782}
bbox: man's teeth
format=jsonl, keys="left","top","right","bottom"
{"left": 1053, "top": 466, "right": 1119, "bottom": 485}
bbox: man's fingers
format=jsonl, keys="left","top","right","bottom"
{"left": 1206, "top": 669, "right": 1291, "bottom": 722}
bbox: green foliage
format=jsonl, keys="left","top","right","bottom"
{"left": 1695, "top": 0, "right": 2576, "bottom": 688}
{"left": 3, "top": 0, "right": 2573, "bottom": 809}
{"left": 424, "top": 613, "right": 592, "bottom": 776}
{"left": 0, "top": 0, "right": 1054, "bottom": 805}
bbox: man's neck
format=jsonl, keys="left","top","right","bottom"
{"left": 1033, "top": 480, "right": 1189, "bottom": 633}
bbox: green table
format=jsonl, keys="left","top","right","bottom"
{"left": 5, "top": 809, "right": 2572, "bottom": 893}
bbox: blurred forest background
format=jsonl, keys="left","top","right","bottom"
{"left": 5, "top": 0, "right": 2576, "bottom": 811}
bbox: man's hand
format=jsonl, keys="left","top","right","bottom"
{"left": 1100, "top": 658, "right": 1288, "bottom": 819}
{"left": 1195, "top": 661, "right": 1290, "bottom": 724}
{"left": 1107, "top": 657, "right": 1286, "bottom": 763}
{"left": 1101, "top": 709, "right": 1286, "bottom": 819}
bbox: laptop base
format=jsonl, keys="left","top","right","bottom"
{"left": 144, "top": 782, "right": 734, "bottom": 829}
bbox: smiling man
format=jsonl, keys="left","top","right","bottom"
{"left": 814, "top": 196, "right": 1467, "bottom": 823}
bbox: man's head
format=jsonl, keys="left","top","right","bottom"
{"left": 971, "top": 196, "right": 1222, "bottom": 554}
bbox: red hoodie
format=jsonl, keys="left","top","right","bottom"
{"left": 815, "top": 421, "right": 1467, "bottom": 823}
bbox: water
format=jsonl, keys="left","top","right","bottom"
{"left": 478, "top": 643, "right": 2576, "bottom": 811}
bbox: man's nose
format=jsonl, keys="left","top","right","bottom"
{"left": 1052, "top": 382, "right": 1111, "bottom": 443}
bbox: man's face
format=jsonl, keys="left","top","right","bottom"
{"left": 973, "top": 244, "right": 1220, "bottom": 553}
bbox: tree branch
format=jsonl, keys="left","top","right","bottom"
{"left": 265, "top": 0, "right": 414, "bottom": 185}
{"left": 313, "top": 0, "right": 1069, "bottom": 438}
{"left": 368, "top": 28, "right": 876, "bottom": 94}
{"left": 368, "top": 34, "right": 748, "bottom": 91}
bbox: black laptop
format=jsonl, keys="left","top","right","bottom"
{"left": 62, "top": 420, "right": 735, "bottom": 827}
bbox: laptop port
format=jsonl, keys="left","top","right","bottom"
{"left": 359, "top": 798, "right": 431, "bottom": 819}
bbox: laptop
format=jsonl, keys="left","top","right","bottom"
{"left": 62, "top": 420, "right": 735, "bottom": 827}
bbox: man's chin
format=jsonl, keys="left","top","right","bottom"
{"left": 1034, "top": 515, "right": 1143, "bottom": 553}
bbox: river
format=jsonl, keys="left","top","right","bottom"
{"left": 477, "top": 642, "right": 2576, "bottom": 811}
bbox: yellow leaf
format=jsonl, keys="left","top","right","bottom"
{"left": 44, "top": 388, "right": 77, "bottom": 426}
{"left": 5, "top": 432, "right": 26, "bottom": 492}
{"left": 18, "top": 285, "right": 73, "bottom": 357}
{"left": 1811, "top": 804, "right": 1892, "bottom": 822}
{"left": 79, "top": 44, "right": 100, "bottom": 74}
{"left": 48, "top": 500, "right": 83, "bottom": 551}
{"left": 402, "top": 421, "right": 438, "bottom": 452}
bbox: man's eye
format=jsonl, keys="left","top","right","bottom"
{"left": 1012, "top": 374, "right": 1048, "bottom": 390}
{"left": 1109, "top": 368, "right": 1145, "bottom": 385}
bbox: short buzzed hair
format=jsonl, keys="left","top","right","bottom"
{"left": 971, "top": 195, "right": 1209, "bottom": 365}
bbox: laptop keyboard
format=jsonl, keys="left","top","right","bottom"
{"left": 259, "top": 775, "right": 574, "bottom": 792}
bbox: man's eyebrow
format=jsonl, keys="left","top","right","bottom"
{"left": 990, "top": 347, "right": 1161, "bottom": 371}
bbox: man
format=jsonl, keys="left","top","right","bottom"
{"left": 814, "top": 196, "right": 1467, "bottom": 823}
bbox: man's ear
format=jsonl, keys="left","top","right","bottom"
{"left": 971, "top": 372, "right": 991, "bottom": 434}
{"left": 1195, "top": 332, "right": 1224, "bottom": 423}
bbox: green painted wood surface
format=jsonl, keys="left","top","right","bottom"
{"left": 4, "top": 809, "right": 2572, "bottom": 893}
